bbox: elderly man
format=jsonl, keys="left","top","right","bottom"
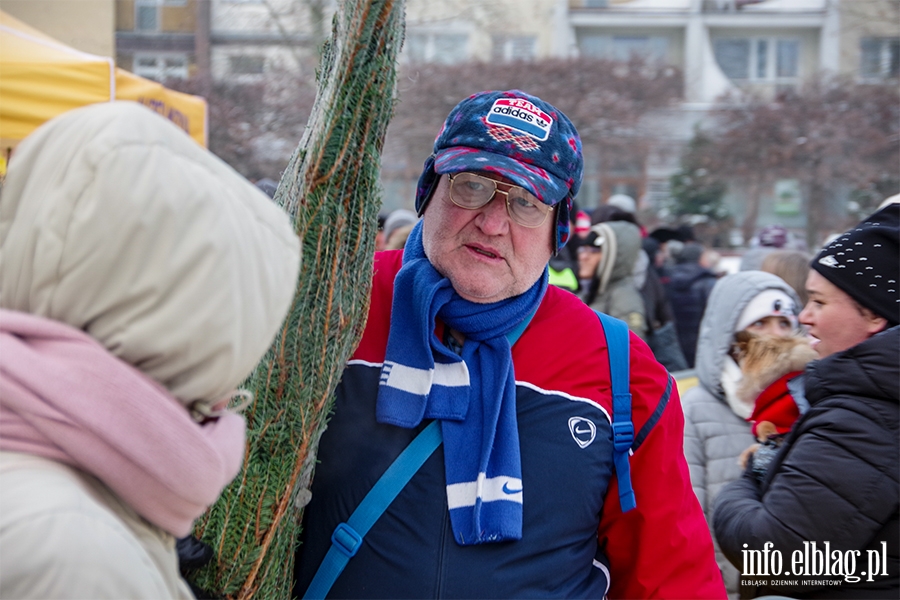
{"left": 294, "top": 90, "right": 724, "bottom": 599}
{"left": 714, "top": 203, "right": 899, "bottom": 599}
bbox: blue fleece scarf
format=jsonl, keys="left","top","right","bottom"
{"left": 376, "top": 221, "right": 547, "bottom": 545}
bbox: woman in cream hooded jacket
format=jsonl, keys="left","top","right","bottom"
{"left": 681, "top": 270, "right": 802, "bottom": 597}
{"left": 0, "top": 102, "right": 300, "bottom": 598}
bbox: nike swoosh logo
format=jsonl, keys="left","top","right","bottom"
{"left": 575, "top": 426, "right": 592, "bottom": 435}
{"left": 502, "top": 482, "right": 523, "bottom": 495}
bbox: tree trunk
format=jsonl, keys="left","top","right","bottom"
{"left": 806, "top": 176, "right": 825, "bottom": 250}
{"left": 187, "top": 1, "right": 405, "bottom": 597}
{"left": 741, "top": 176, "right": 763, "bottom": 246}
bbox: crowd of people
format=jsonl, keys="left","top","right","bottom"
{"left": 379, "top": 190, "right": 834, "bottom": 381}
{"left": 0, "top": 90, "right": 897, "bottom": 600}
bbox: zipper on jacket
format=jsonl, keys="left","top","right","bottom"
{"left": 434, "top": 495, "right": 450, "bottom": 598}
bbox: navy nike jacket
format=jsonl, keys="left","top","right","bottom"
{"left": 294, "top": 250, "right": 724, "bottom": 599}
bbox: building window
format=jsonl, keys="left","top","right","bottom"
{"left": 134, "top": 0, "right": 188, "bottom": 32}
{"left": 714, "top": 37, "right": 799, "bottom": 81}
{"left": 612, "top": 36, "right": 667, "bottom": 61}
{"left": 491, "top": 35, "right": 536, "bottom": 62}
{"left": 407, "top": 32, "right": 469, "bottom": 64}
{"left": 775, "top": 40, "right": 798, "bottom": 78}
{"left": 134, "top": 54, "right": 189, "bottom": 81}
{"left": 860, "top": 37, "right": 900, "bottom": 80}
{"left": 579, "top": 34, "right": 668, "bottom": 62}
{"left": 135, "top": 0, "right": 159, "bottom": 32}
{"left": 229, "top": 55, "right": 266, "bottom": 75}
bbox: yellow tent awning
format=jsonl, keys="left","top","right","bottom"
{"left": 0, "top": 10, "right": 206, "bottom": 148}
{"left": 116, "top": 68, "right": 207, "bottom": 147}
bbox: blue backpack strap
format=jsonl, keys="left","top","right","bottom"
{"left": 593, "top": 311, "right": 637, "bottom": 513}
{"left": 303, "top": 420, "right": 443, "bottom": 599}
{"left": 506, "top": 303, "right": 538, "bottom": 347}
{"left": 304, "top": 309, "right": 537, "bottom": 598}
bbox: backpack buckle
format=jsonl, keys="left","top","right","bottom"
{"left": 331, "top": 522, "right": 363, "bottom": 558}
{"left": 612, "top": 421, "right": 634, "bottom": 453}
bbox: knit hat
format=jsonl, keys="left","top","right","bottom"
{"left": 757, "top": 225, "right": 789, "bottom": 248}
{"left": 383, "top": 209, "right": 418, "bottom": 243}
{"left": 811, "top": 203, "right": 900, "bottom": 327}
{"left": 736, "top": 289, "right": 799, "bottom": 332}
{"left": 414, "top": 90, "right": 583, "bottom": 252}
{"left": 254, "top": 178, "right": 278, "bottom": 199}
{"left": 606, "top": 194, "right": 636, "bottom": 214}
{"left": 574, "top": 210, "right": 591, "bottom": 237}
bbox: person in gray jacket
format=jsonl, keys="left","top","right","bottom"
{"left": 682, "top": 270, "right": 803, "bottom": 597}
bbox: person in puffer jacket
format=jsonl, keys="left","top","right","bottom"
{"left": 682, "top": 270, "right": 803, "bottom": 597}
{"left": 667, "top": 241, "right": 718, "bottom": 367}
{"left": 0, "top": 102, "right": 300, "bottom": 599}
{"left": 714, "top": 204, "right": 899, "bottom": 599}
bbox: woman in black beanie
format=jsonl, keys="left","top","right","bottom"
{"left": 713, "top": 203, "right": 899, "bottom": 599}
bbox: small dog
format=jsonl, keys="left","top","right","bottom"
{"left": 733, "top": 331, "right": 817, "bottom": 479}
{"left": 732, "top": 330, "right": 817, "bottom": 409}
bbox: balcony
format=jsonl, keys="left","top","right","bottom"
{"left": 116, "top": 30, "right": 196, "bottom": 53}
{"left": 570, "top": 0, "right": 691, "bottom": 10}
{"left": 701, "top": 0, "right": 767, "bottom": 12}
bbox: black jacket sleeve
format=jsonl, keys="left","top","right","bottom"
{"left": 713, "top": 397, "right": 899, "bottom": 596}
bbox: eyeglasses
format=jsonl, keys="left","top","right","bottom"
{"left": 447, "top": 172, "right": 552, "bottom": 228}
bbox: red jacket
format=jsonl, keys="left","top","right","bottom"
{"left": 295, "top": 250, "right": 725, "bottom": 599}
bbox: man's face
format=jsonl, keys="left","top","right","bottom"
{"left": 421, "top": 173, "right": 555, "bottom": 303}
{"left": 799, "top": 270, "right": 887, "bottom": 358}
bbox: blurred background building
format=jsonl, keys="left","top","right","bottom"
{"left": 4, "top": 0, "right": 897, "bottom": 247}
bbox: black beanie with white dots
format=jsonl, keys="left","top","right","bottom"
{"left": 811, "top": 203, "right": 900, "bottom": 327}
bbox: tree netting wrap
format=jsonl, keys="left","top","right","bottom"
{"left": 188, "top": 1, "right": 405, "bottom": 597}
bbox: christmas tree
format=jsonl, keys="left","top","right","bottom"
{"left": 189, "top": 0, "right": 405, "bottom": 596}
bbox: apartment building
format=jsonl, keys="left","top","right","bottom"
{"left": 2, "top": 0, "right": 115, "bottom": 57}
{"left": 111, "top": 0, "right": 329, "bottom": 85}
{"left": 115, "top": 0, "right": 197, "bottom": 80}
{"left": 839, "top": 0, "right": 899, "bottom": 81}
{"left": 108, "top": 1, "right": 896, "bottom": 91}
{"left": 403, "top": 0, "right": 564, "bottom": 64}
{"left": 208, "top": 0, "right": 331, "bottom": 82}
{"left": 103, "top": 0, "right": 897, "bottom": 225}
{"left": 567, "top": 0, "right": 842, "bottom": 103}
{"left": 564, "top": 0, "right": 897, "bottom": 227}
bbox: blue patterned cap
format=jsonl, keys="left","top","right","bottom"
{"left": 415, "top": 90, "right": 583, "bottom": 251}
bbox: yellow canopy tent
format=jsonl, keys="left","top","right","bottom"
{"left": 0, "top": 10, "right": 207, "bottom": 152}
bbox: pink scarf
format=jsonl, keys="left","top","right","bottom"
{"left": 0, "top": 309, "right": 246, "bottom": 537}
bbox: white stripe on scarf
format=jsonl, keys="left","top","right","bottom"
{"left": 446, "top": 474, "right": 524, "bottom": 508}
{"left": 381, "top": 361, "right": 470, "bottom": 395}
